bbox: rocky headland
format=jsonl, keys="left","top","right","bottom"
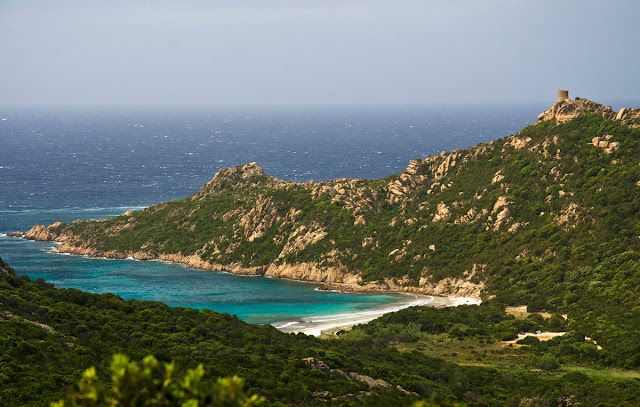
{"left": 17, "top": 98, "right": 640, "bottom": 301}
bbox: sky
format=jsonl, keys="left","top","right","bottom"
{"left": 1, "top": 0, "right": 639, "bottom": 106}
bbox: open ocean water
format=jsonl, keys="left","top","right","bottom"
{"left": 0, "top": 104, "right": 544, "bottom": 325}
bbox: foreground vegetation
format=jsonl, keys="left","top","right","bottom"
{"left": 53, "top": 354, "right": 264, "bottom": 407}
{"left": 2, "top": 257, "right": 640, "bottom": 406}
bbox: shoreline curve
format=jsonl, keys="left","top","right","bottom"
{"left": 5, "top": 236, "right": 482, "bottom": 336}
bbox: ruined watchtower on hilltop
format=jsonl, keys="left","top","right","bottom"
{"left": 558, "top": 90, "right": 569, "bottom": 103}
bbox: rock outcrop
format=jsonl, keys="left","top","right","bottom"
{"left": 50, "top": 243, "right": 267, "bottom": 276}
{"left": 302, "top": 357, "right": 410, "bottom": 392}
{"left": 24, "top": 222, "right": 65, "bottom": 241}
{"left": 492, "top": 196, "right": 514, "bottom": 230}
{"left": 537, "top": 98, "right": 640, "bottom": 128}
{"left": 265, "top": 262, "right": 360, "bottom": 285}
{"left": 193, "top": 162, "right": 290, "bottom": 198}
{"left": 616, "top": 107, "right": 640, "bottom": 127}
{"left": 591, "top": 135, "right": 621, "bottom": 155}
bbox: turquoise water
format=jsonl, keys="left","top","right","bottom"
{"left": 0, "top": 233, "right": 403, "bottom": 325}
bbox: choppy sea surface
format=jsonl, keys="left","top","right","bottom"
{"left": 0, "top": 105, "right": 544, "bottom": 324}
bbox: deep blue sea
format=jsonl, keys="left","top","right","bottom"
{"left": 0, "top": 105, "right": 544, "bottom": 324}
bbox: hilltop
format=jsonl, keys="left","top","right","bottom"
{"left": 537, "top": 97, "right": 640, "bottom": 127}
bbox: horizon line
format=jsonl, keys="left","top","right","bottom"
{"left": 2, "top": 98, "right": 639, "bottom": 111}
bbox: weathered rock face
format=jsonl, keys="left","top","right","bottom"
{"left": 277, "top": 224, "right": 327, "bottom": 258}
{"left": 417, "top": 273, "right": 484, "bottom": 299}
{"left": 237, "top": 195, "right": 279, "bottom": 242}
{"left": 303, "top": 358, "right": 391, "bottom": 389}
{"left": 492, "top": 196, "right": 514, "bottom": 230}
{"left": 432, "top": 203, "right": 451, "bottom": 222}
{"left": 537, "top": 98, "right": 640, "bottom": 128}
{"left": 615, "top": 108, "right": 640, "bottom": 127}
{"left": 347, "top": 372, "right": 391, "bottom": 389}
{"left": 302, "top": 356, "right": 418, "bottom": 398}
{"left": 265, "top": 262, "right": 360, "bottom": 285}
{"left": 537, "top": 99, "right": 615, "bottom": 124}
{"left": 302, "top": 357, "right": 331, "bottom": 373}
{"left": 193, "top": 162, "right": 291, "bottom": 197}
{"left": 50, "top": 242, "right": 267, "bottom": 276}
{"left": 317, "top": 272, "right": 484, "bottom": 299}
{"left": 591, "top": 135, "right": 621, "bottom": 154}
{"left": 24, "top": 223, "right": 65, "bottom": 241}
{"left": 506, "top": 136, "right": 532, "bottom": 150}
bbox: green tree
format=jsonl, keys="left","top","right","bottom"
{"left": 52, "top": 354, "right": 264, "bottom": 407}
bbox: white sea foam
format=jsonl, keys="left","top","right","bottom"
{"left": 314, "top": 287, "right": 341, "bottom": 293}
{"left": 149, "top": 259, "right": 174, "bottom": 264}
{"left": 274, "top": 321, "right": 299, "bottom": 329}
{"left": 0, "top": 205, "right": 148, "bottom": 214}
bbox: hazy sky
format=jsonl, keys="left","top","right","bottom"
{"left": 1, "top": 0, "right": 639, "bottom": 106}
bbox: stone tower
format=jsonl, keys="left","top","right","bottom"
{"left": 558, "top": 90, "right": 569, "bottom": 103}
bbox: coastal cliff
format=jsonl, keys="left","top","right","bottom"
{"left": 21, "top": 99, "right": 640, "bottom": 303}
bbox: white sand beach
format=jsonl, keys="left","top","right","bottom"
{"left": 273, "top": 294, "right": 481, "bottom": 336}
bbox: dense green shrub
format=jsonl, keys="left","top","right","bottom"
{"left": 530, "top": 353, "right": 561, "bottom": 371}
{"left": 52, "top": 354, "right": 263, "bottom": 407}
{"left": 516, "top": 336, "right": 541, "bottom": 345}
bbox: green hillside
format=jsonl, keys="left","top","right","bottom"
{"left": 2, "top": 257, "right": 640, "bottom": 406}
{"left": 25, "top": 105, "right": 640, "bottom": 301}
{"left": 23, "top": 102, "right": 640, "bottom": 303}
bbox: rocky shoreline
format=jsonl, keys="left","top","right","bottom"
{"left": 12, "top": 225, "right": 483, "bottom": 300}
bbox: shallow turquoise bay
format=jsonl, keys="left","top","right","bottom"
{"left": 0, "top": 208, "right": 404, "bottom": 325}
